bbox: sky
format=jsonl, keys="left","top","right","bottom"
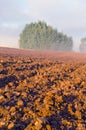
{"left": 0, "top": 0, "right": 86, "bottom": 51}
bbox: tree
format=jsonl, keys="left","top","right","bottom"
{"left": 19, "top": 21, "right": 73, "bottom": 51}
{"left": 80, "top": 38, "right": 86, "bottom": 52}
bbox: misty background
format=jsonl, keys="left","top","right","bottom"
{"left": 0, "top": 0, "right": 86, "bottom": 52}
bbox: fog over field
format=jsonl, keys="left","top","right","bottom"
{"left": 0, "top": 36, "right": 19, "bottom": 48}
{"left": 0, "top": 0, "right": 86, "bottom": 52}
{"left": 0, "top": 1, "right": 86, "bottom": 129}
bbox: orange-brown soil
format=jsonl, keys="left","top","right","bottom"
{"left": 0, "top": 47, "right": 86, "bottom": 130}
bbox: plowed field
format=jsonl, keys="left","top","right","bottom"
{"left": 0, "top": 47, "right": 86, "bottom": 130}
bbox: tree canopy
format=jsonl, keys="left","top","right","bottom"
{"left": 19, "top": 21, "right": 73, "bottom": 51}
{"left": 80, "top": 38, "right": 86, "bottom": 52}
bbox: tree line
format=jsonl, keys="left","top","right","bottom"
{"left": 19, "top": 21, "right": 73, "bottom": 51}
{"left": 80, "top": 38, "right": 86, "bottom": 52}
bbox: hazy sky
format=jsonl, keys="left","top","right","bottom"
{"left": 0, "top": 0, "right": 86, "bottom": 51}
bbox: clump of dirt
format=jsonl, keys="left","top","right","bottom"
{"left": 0, "top": 51, "right": 86, "bottom": 130}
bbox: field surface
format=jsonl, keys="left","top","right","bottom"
{"left": 0, "top": 47, "right": 86, "bottom": 130}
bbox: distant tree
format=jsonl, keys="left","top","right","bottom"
{"left": 50, "top": 33, "right": 73, "bottom": 51}
{"left": 19, "top": 21, "right": 73, "bottom": 51}
{"left": 80, "top": 38, "right": 86, "bottom": 52}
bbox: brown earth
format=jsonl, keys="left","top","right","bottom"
{"left": 0, "top": 47, "right": 86, "bottom": 62}
{"left": 0, "top": 47, "right": 86, "bottom": 130}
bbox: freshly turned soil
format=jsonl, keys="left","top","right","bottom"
{"left": 0, "top": 47, "right": 86, "bottom": 130}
